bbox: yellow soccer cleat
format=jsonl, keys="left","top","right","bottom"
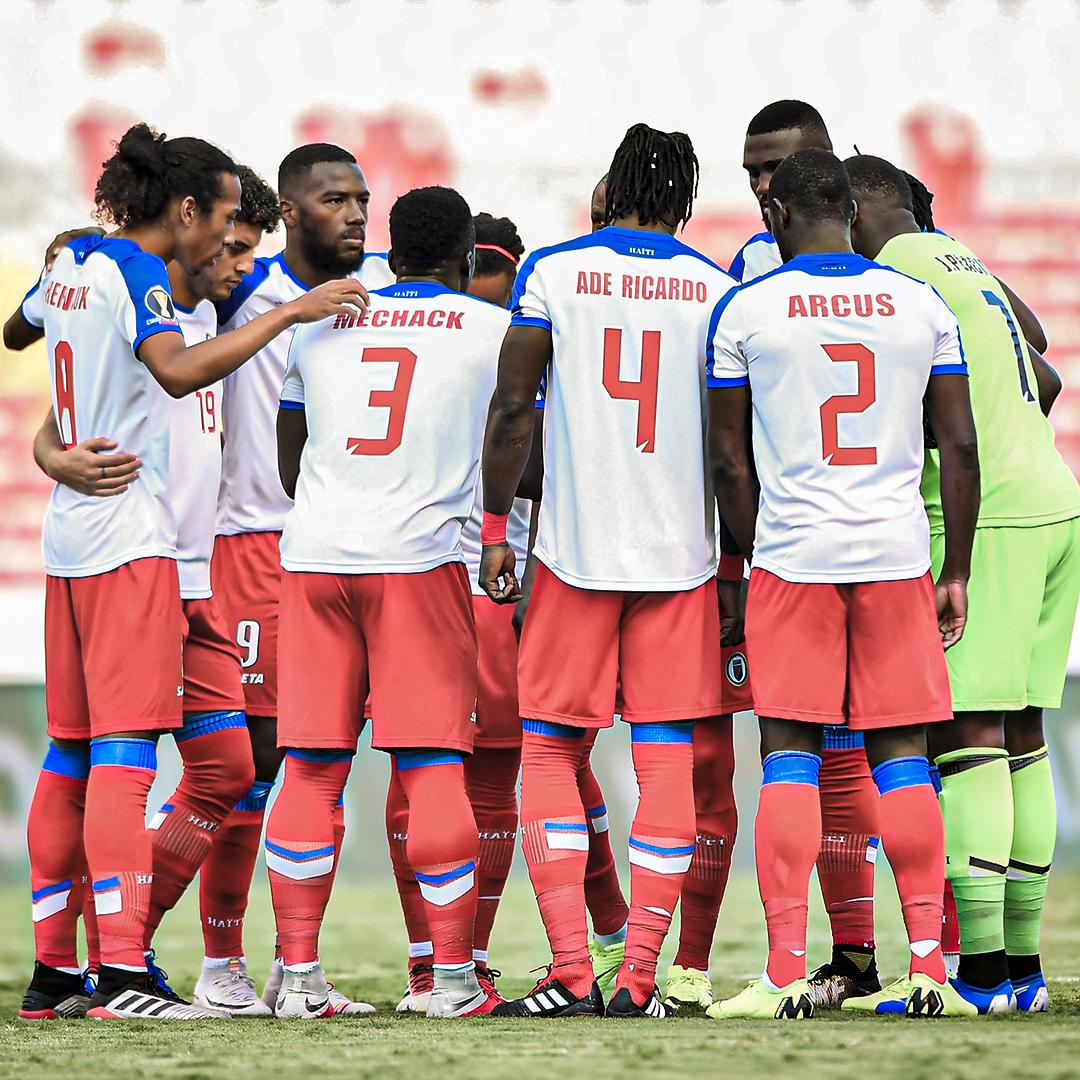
{"left": 707, "top": 978, "right": 813, "bottom": 1020}
{"left": 663, "top": 965, "right": 714, "bottom": 1011}
{"left": 588, "top": 937, "right": 624, "bottom": 993}
{"left": 905, "top": 972, "right": 979, "bottom": 1017}
{"left": 841, "top": 976, "right": 912, "bottom": 1015}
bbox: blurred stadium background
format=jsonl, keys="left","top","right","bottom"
{"left": 0, "top": 0, "right": 1078, "bottom": 887}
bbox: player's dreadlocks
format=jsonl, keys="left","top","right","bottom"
{"left": 473, "top": 212, "right": 524, "bottom": 278}
{"left": 389, "top": 186, "right": 474, "bottom": 276}
{"left": 94, "top": 122, "right": 236, "bottom": 228}
{"left": 746, "top": 100, "right": 832, "bottom": 149}
{"left": 604, "top": 123, "right": 699, "bottom": 230}
{"left": 236, "top": 164, "right": 281, "bottom": 235}
{"left": 903, "top": 170, "right": 936, "bottom": 232}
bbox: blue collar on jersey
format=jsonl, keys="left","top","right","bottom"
{"left": 371, "top": 281, "right": 460, "bottom": 299}
{"left": 66, "top": 234, "right": 145, "bottom": 265}
{"left": 779, "top": 251, "right": 878, "bottom": 277}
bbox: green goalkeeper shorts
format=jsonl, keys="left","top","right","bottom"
{"left": 931, "top": 517, "right": 1080, "bottom": 712}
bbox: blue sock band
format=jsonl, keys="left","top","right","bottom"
{"left": 394, "top": 750, "right": 463, "bottom": 771}
{"left": 822, "top": 725, "right": 864, "bottom": 750}
{"left": 871, "top": 755, "right": 932, "bottom": 795}
{"left": 90, "top": 737, "right": 157, "bottom": 771}
{"left": 928, "top": 763, "right": 942, "bottom": 796}
{"left": 630, "top": 721, "right": 694, "bottom": 744}
{"left": 285, "top": 748, "right": 354, "bottom": 763}
{"left": 522, "top": 718, "right": 586, "bottom": 739}
{"left": 175, "top": 710, "right": 247, "bottom": 743}
{"left": 234, "top": 779, "right": 274, "bottom": 813}
{"left": 42, "top": 743, "right": 90, "bottom": 780}
{"left": 762, "top": 750, "right": 821, "bottom": 787}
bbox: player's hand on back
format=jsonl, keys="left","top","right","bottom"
{"left": 935, "top": 576, "right": 968, "bottom": 650}
{"left": 480, "top": 544, "right": 522, "bottom": 605}
{"left": 717, "top": 578, "right": 747, "bottom": 647}
{"left": 42, "top": 437, "right": 141, "bottom": 497}
{"left": 286, "top": 279, "right": 369, "bottom": 324}
{"left": 44, "top": 226, "right": 105, "bottom": 271}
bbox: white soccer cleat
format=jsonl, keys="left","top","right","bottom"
{"left": 327, "top": 982, "right": 376, "bottom": 1016}
{"left": 194, "top": 958, "right": 273, "bottom": 1017}
{"left": 261, "top": 957, "right": 284, "bottom": 1011}
{"left": 273, "top": 964, "right": 332, "bottom": 1020}
{"left": 396, "top": 962, "right": 434, "bottom": 1013}
{"left": 426, "top": 966, "right": 495, "bottom": 1018}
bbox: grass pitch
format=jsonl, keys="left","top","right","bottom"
{"left": 1, "top": 871, "right": 1078, "bottom": 1080}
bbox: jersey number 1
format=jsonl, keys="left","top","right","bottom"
{"left": 346, "top": 347, "right": 417, "bottom": 456}
{"left": 981, "top": 290, "right": 1036, "bottom": 403}
{"left": 602, "top": 327, "right": 660, "bottom": 453}
{"left": 819, "top": 343, "right": 877, "bottom": 466}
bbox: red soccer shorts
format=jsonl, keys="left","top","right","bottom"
{"left": 277, "top": 562, "right": 478, "bottom": 754}
{"left": 472, "top": 595, "right": 521, "bottom": 748}
{"left": 517, "top": 562, "right": 724, "bottom": 728}
{"left": 717, "top": 577, "right": 755, "bottom": 714}
{"left": 210, "top": 531, "right": 281, "bottom": 718}
{"left": 745, "top": 569, "right": 952, "bottom": 729}
{"left": 181, "top": 597, "right": 246, "bottom": 715}
{"left": 45, "top": 557, "right": 184, "bottom": 739}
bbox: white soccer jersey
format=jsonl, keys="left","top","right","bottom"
{"left": 460, "top": 484, "right": 531, "bottom": 597}
{"left": 215, "top": 251, "right": 395, "bottom": 537}
{"left": 728, "top": 230, "right": 781, "bottom": 284}
{"left": 707, "top": 251, "right": 967, "bottom": 584}
{"left": 167, "top": 300, "right": 221, "bottom": 599}
{"left": 22, "top": 236, "right": 181, "bottom": 577}
{"left": 511, "top": 227, "right": 733, "bottom": 591}
{"left": 279, "top": 282, "right": 509, "bottom": 573}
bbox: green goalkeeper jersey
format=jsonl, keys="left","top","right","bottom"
{"left": 878, "top": 231, "right": 1079, "bottom": 531}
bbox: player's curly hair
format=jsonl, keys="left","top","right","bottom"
{"left": 389, "top": 186, "right": 474, "bottom": 275}
{"left": 236, "top": 164, "right": 281, "bottom": 234}
{"left": 473, "top": 212, "right": 525, "bottom": 278}
{"left": 746, "top": 100, "right": 832, "bottom": 149}
{"left": 605, "top": 123, "right": 699, "bottom": 230}
{"left": 902, "top": 170, "right": 936, "bottom": 232}
{"left": 770, "top": 149, "right": 853, "bottom": 225}
{"left": 94, "top": 122, "right": 236, "bottom": 228}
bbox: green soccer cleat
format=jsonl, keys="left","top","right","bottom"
{"left": 663, "top": 965, "right": 714, "bottom": 1012}
{"left": 588, "top": 937, "right": 624, "bottom": 993}
{"left": 707, "top": 978, "right": 813, "bottom": 1020}
{"left": 841, "top": 976, "right": 912, "bottom": 1015}
{"left": 905, "top": 972, "right": 979, "bottom": 1017}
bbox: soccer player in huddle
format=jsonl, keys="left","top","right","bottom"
{"left": 848, "top": 155, "right": 1080, "bottom": 1013}
{"left": 386, "top": 210, "right": 531, "bottom": 1011}
{"left": 707, "top": 148, "right": 981, "bottom": 1020}
{"left": 728, "top": 100, "right": 885, "bottom": 1007}
{"left": 206, "top": 143, "right": 394, "bottom": 1015}
{"left": 481, "top": 123, "right": 739, "bottom": 1019}
{"left": 29, "top": 165, "right": 282, "bottom": 1017}
{"left": 270, "top": 185, "right": 508, "bottom": 1019}
{"left": 6, "top": 123, "right": 362, "bottom": 1021}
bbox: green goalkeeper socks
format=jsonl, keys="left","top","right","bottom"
{"left": 936, "top": 747, "right": 1013, "bottom": 961}
{"left": 1005, "top": 745, "right": 1055, "bottom": 974}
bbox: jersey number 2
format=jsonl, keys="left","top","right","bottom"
{"left": 819, "top": 343, "right": 877, "bottom": 466}
{"left": 346, "top": 347, "right": 417, "bottom": 456}
{"left": 602, "top": 327, "right": 660, "bottom": 453}
{"left": 54, "top": 341, "right": 77, "bottom": 449}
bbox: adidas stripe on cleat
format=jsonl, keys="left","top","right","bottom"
{"left": 707, "top": 978, "right": 814, "bottom": 1020}
{"left": 904, "top": 973, "right": 979, "bottom": 1017}
{"left": 606, "top": 986, "right": 675, "bottom": 1018}
{"left": 86, "top": 979, "right": 228, "bottom": 1021}
{"left": 491, "top": 976, "right": 604, "bottom": 1018}
{"left": 1013, "top": 972, "right": 1049, "bottom": 1013}
{"left": 18, "top": 961, "right": 91, "bottom": 1020}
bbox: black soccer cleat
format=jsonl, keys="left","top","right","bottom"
{"left": 18, "top": 960, "right": 91, "bottom": 1020}
{"left": 491, "top": 975, "right": 604, "bottom": 1018}
{"left": 606, "top": 986, "right": 675, "bottom": 1019}
{"left": 807, "top": 949, "right": 882, "bottom": 1008}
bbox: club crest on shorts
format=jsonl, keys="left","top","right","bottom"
{"left": 726, "top": 651, "right": 748, "bottom": 686}
{"left": 144, "top": 284, "right": 176, "bottom": 322}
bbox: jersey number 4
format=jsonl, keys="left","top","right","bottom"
{"left": 602, "top": 327, "right": 659, "bottom": 453}
{"left": 346, "top": 347, "right": 417, "bottom": 456}
{"left": 819, "top": 343, "right": 877, "bottom": 466}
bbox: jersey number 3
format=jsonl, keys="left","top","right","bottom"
{"left": 602, "top": 327, "right": 660, "bottom": 453}
{"left": 346, "top": 347, "right": 417, "bottom": 456}
{"left": 819, "top": 343, "right": 877, "bottom": 466}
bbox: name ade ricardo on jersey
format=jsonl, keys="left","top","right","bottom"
{"left": 575, "top": 270, "right": 710, "bottom": 302}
